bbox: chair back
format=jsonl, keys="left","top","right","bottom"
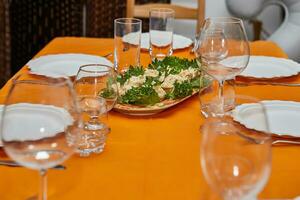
{"left": 126, "top": 0, "right": 205, "bottom": 33}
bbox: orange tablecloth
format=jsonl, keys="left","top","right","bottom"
{"left": 0, "top": 37, "right": 299, "bottom": 200}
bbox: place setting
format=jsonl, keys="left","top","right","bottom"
{"left": 1, "top": 4, "right": 300, "bottom": 200}
{"left": 233, "top": 57, "right": 300, "bottom": 145}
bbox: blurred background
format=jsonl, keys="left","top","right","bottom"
{"left": 0, "top": 0, "right": 296, "bottom": 87}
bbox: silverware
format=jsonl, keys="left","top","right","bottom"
{"left": 232, "top": 80, "right": 300, "bottom": 87}
{"left": 0, "top": 160, "right": 66, "bottom": 170}
{"left": 234, "top": 131, "right": 265, "bottom": 145}
{"left": 101, "top": 52, "right": 113, "bottom": 58}
{"left": 234, "top": 131, "right": 300, "bottom": 146}
{"left": 272, "top": 139, "right": 300, "bottom": 145}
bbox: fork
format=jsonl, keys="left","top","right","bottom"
{"left": 272, "top": 139, "right": 300, "bottom": 145}
{"left": 101, "top": 52, "right": 113, "bottom": 58}
{"left": 234, "top": 130, "right": 300, "bottom": 146}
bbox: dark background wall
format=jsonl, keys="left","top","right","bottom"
{"left": 9, "top": 0, "right": 84, "bottom": 74}
{"left": 0, "top": 0, "right": 169, "bottom": 86}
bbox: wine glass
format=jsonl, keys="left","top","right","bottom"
{"left": 195, "top": 17, "right": 250, "bottom": 115}
{"left": 0, "top": 73, "right": 81, "bottom": 200}
{"left": 74, "top": 64, "right": 118, "bottom": 156}
{"left": 201, "top": 95, "right": 272, "bottom": 200}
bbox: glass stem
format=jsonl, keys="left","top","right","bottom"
{"left": 39, "top": 169, "right": 47, "bottom": 200}
{"left": 218, "top": 80, "right": 225, "bottom": 114}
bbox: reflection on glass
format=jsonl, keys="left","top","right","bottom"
{"left": 1, "top": 73, "right": 81, "bottom": 200}
{"left": 74, "top": 64, "right": 118, "bottom": 156}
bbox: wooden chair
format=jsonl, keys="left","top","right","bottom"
{"left": 126, "top": 0, "right": 205, "bottom": 33}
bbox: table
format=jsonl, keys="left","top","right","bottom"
{"left": 0, "top": 37, "right": 299, "bottom": 200}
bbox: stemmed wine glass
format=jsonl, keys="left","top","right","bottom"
{"left": 195, "top": 17, "right": 250, "bottom": 115}
{"left": 74, "top": 64, "right": 118, "bottom": 156}
{"left": 201, "top": 95, "right": 272, "bottom": 200}
{"left": 0, "top": 73, "right": 81, "bottom": 200}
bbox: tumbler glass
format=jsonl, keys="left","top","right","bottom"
{"left": 114, "top": 18, "right": 142, "bottom": 73}
{"left": 149, "top": 8, "right": 174, "bottom": 60}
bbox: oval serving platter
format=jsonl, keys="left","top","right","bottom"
{"left": 113, "top": 85, "right": 210, "bottom": 116}
{"left": 113, "top": 91, "right": 198, "bottom": 116}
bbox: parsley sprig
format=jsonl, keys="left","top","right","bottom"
{"left": 106, "top": 56, "right": 209, "bottom": 106}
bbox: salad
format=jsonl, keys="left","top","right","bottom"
{"left": 102, "top": 56, "right": 210, "bottom": 107}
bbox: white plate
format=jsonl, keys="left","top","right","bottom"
{"left": 0, "top": 105, "right": 3, "bottom": 146}
{"left": 239, "top": 56, "right": 300, "bottom": 79}
{"left": 232, "top": 100, "right": 300, "bottom": 137}
{"left": 123, "top": 32, "right": 193, "bottom": 50}
{"left": 0, "top": 103, "right": 73, "bottom": 145}
{"left": 27, "top": 53, "right": 113, "bottom": 78}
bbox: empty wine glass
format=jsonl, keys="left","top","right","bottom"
{"left": 201, "top": 95, "right": 272, "bottom": 200}
{"left": 195, "top": 17, "right": 250, "bottom": 115}
{"left": 0, "top": 73, "right": 81, "bottom": 200}
{"left": 74, "top": 64, "right": 118, "bottom": 156}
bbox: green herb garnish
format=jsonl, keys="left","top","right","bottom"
{"left": 104, "top": 56, "right": 209, "bottom": 106}
{"left": 148, "top": 56, "right": 199, "bottom": 76}
{"left": 120, "top": 85, "right": 160, "bottom": 106}
{"left": 117, "top": 66, "right": 145, "bottom": 85}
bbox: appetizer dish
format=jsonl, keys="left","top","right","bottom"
{"left": 102, "top": 56, "right": 210, "bottom": 115}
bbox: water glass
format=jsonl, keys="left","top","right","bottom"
{"left": 149, "top": 8, "right": 174, "bottom": 60}
{"left": 201, "top": 95, "right": 272, "bottom": 200}
{"left": 114, "top": 18, "right": 142, "bottom": 73}
{"left": 74, "top": 64, "right": 118, "bottom": 156}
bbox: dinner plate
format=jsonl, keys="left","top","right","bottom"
{"left": 123, "top": 32, "right": 193, "bottom": 50}
{"left": 0, "top": 103, "right": 73, "bottom": 145}
{"left": 239, "top": 56, "right": 300, "bottom": 79}
{"left": 232, "top": 100, "right": 300, "bottom": 137}
{"left": 27, "top": 53, "right": 113, "bottom": 78}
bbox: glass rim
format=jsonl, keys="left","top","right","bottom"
{"left": 204, "top": 17, "right": 243, "bottom": 24}
{"left": 150, "top": 8, "right": 175, "bottom": 14}
{"left": 11, "top": 72, "right": 71, "bottom": 87}
{"left": 78, "top": 64, "right": 113, "bottom": 74}
{"left": 114, "top": 18, "right": 142, "bottom": 25}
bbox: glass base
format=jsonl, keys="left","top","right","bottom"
{"left": 200, "top": 102, "right": 234, "bottom": 118}
{"left": 76, "top": 124, "right": 110, "bottom": 157}
{"left": 77, "top": 143, "right": 106, "bottom": 157}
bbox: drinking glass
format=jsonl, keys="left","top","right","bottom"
{"left": 149, "top": 8, "right": 174, "bottom": 60}
{"left": 114, "top": 18, "right": 142, "bottom": 73}
{"left": 74, "top": 64, "right": 118, "bottom": 156}
{"left": 1, "top": 73, "right": 81, "bottom": 200}
{"left": 199, "top": 76, "right": 235, "bottom": 118}
{"left": 201, "top": 95, "right": 272, "bottom": 200}
{"left": 195, "top": 17, "right": 250, "bottom": 114}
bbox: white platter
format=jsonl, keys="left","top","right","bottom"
{"left": 123, "top": 32, "right": 193, "bottom": 50}
{"left": 0, "top": 103, "right": 73, "bottom": 145}
{"left": 239, "top": 56, "right": 300, "bottom": 79}
{"left": 27, "top": 53, "right": 113, "bottom": 78}
{"left": 232, "top": 100, "right": 300, "bottom": 137}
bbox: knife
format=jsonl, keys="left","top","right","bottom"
{"left": 231, "top": 80, "right": 300, "bottom": 87}
{"left": 0, "top": 160, "right": 66, "bottom": 170}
